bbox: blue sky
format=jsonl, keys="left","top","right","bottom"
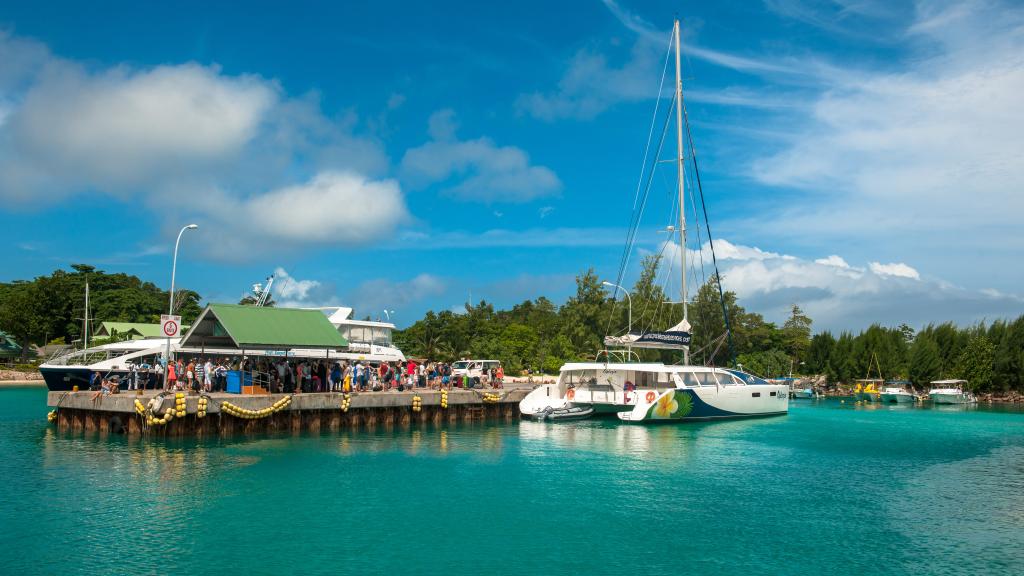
{"left": 1, "top": 0, "right": 1021, "bottom": 332}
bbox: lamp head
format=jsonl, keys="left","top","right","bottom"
{"left": 186, "top": 224, "right": 199, "bottom": 230}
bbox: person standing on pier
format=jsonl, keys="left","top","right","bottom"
{"left": 203, "top": 358, "right": 213, "bottom": 392}
{"left": 166, "top": 362, "right": 176, "bottom": 391}
{"left": 176, "top": 359, "right": 185, "bottom": 391}
{"left": 127, "top": 363, "right": 139, "bottom": 391}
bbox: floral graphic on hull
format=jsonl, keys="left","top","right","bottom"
{"left": 647, "top": 391, "right": 694, "bottom": 420}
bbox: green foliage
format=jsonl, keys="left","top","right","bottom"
{"left": 782, "top": 304, "right": 813, "bottom": 360}
{"left": 908, "top": 337, "right": 941, "bottom": 387}
{"left": 0, "top": 265, "right": 204, "bottom": 354}
{"left": 736, "top": 349, "right": 791, "bottom": 378}
{"left": 953, "top": 335, "right": 995, "bottom": 391}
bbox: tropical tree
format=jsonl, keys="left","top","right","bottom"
{"left": 909, "top": 336, "right": 942, "bottom": 388}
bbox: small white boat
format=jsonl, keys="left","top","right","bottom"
{"left": 529, "top": 405, "right": 595, "bottom": 422}
{"left": 879, "top": 382, "right": 916, "bottom": 403}
{"left": 928, "top": 379, "right": 976, "bottom": 404}
{"left": 791, "top": 388, "right": 819, "bottom": 399}
{"left": 880, "top": 388, "right": 916, "bottom": 403}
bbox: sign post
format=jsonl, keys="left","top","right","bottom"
{"left": 161, "top": 314, "right": 182, "bottom": 389}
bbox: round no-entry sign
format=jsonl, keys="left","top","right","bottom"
{"left": 160, "top": 314, "right": 181, "bottom": 337}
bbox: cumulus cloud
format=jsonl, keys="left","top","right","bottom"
{"left": 234, "top": 172, "right": 406, "bottom": 244}
{"left": 4, "top": 63, "right": 275, "bottom": 197}
{"left": 868, "top": 261, "right": 920, "bottom": 280}
{"left": 0, "top": 31, "right": 405, "bottom": 257}
{"left": 267, "top": 267, "right": 340, "bottom": 308}
{"left": 400, "top": 109, "right": 561, "bottom": 203}
{"left": 677, "top": 238, "right": 1023, "bottom": 331}
{"left": 814, "top": 255, "right": 852, "bottom": 268}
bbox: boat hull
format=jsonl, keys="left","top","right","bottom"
{"left": 39, "top": 366, "right": 97, "bottom": 391}
{"left": 930, "top": 393, "right": 975, "bottom": 405}
{"left": 880, "top": 393, "right": 915, "bottom": 404}
{"left": 617, "top": 386, "right": 788, "bottom": 422}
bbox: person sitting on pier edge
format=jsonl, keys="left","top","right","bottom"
{"left": 91, "top": 377, "right": 111, "bottom": 401}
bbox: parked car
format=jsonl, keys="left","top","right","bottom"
{"left": 451, "top": 360, "right": 501, "bottom": 387}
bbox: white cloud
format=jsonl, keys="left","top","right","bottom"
{"left": 400, "top": 109, "right": 561, "bottom": 203}
{"left": 0, "top": 31, "right": 405, "bottom": 257}
{"left": 234, "top": 171, "right": 406, "bottom": 244}
{"left": 2, "top": 58, "right": 276, "bottom": 199}
{"left": 868, "top": 261, "right": 920, "bottom": 280}
{"left": 272, "top": 267, "right": 323, "bottom": 305}
{"left": 676, "top": 238, "right": 1023, "bottom": 331}
{"left": 815, "top": 254, "right": 852, "bottom": 268}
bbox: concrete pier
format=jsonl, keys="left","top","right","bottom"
{"left": 47, "top": 389, "right": 529, "bottom": 437}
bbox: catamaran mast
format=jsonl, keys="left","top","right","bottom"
{"left": 674, "top": 19, "right": 689, "bottom": 364}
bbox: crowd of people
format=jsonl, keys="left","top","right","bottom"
{"left": 89, "top": 357, "right": 504, "bottom": 394}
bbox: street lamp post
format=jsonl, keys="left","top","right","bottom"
{"left": 164, "top": 224, "right": 198, "bottom": 389}
{"left": 602, "top": 280, "right": 633, "bottom": 337}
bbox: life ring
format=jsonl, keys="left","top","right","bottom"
{"left": 645, "top": 391, "right": 656, "bottom": 403}
{"left": 566, "top": 389, "right": 575, "bottom": 400}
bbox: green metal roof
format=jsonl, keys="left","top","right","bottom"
{"left": 95, "top": 322, "right": 190, "bottom": 339}
{"left": 181, "top": 304, "right": 348, "bottom": 349}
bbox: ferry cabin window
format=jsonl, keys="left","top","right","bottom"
{"left": 751, "top": 392, "right": 761, "bottom": 397}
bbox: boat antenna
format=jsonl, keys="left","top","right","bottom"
{"left": 673, "top": 19, "right": 689, "bottom": 365}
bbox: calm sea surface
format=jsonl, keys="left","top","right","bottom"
{"left": 2, "top": 386, "right": 1023, "bottom": 575}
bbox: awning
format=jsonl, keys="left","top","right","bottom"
{"left": 179, "top": 304, "right": 348, "bottom": 350}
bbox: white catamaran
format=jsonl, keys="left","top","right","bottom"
{"left": 520, "top": 20, "right": 788, "bottom": 423}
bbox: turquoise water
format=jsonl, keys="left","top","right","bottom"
{"left": 2, "top": 387, "right": 1023, "bottom": 575}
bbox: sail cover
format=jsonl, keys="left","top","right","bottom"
{"left": 603, "top": 320, "right": 691, "bottom": 350}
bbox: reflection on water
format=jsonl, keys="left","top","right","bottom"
{"left": 5, "top": 386, "right": 1024, "bottom": 576}
{"left": 517, "top": 413, "right": 790, "bottom": 468}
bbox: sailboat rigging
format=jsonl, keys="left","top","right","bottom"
{"left": 519, "top": 19, "right": 788, "bottom": 423}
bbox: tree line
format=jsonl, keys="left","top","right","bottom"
{"left": 396, "top": 256, "right": 1024, "bottom": 393}
{"left": 0, "top": 264, "right": 202, "bottom": 358}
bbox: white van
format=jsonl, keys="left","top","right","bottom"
{"left": 451, "top": 360, "right": 501, "bottom": 386}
